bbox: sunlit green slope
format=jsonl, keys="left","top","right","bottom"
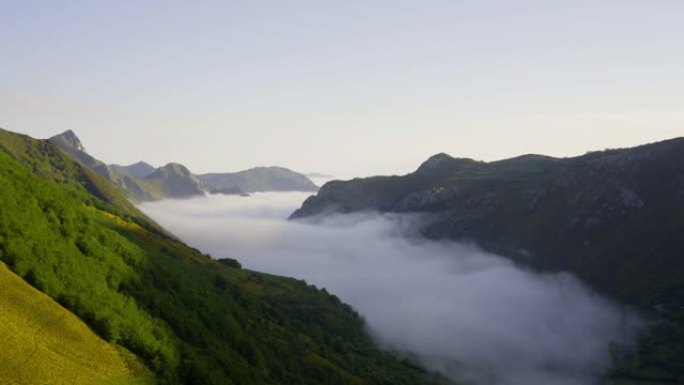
{"left": 0, "top": 261, "right": 153, "bottom": 385}
{"left": 0, "top": 127, "right": 448, "bottom": 385}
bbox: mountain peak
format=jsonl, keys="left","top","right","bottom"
{"left": 163, "top": 162, "right": 190, "bottom": 173}
{"left": 149, "top": 162, "right": 194, "bottom": 178}
{"left": 132, "top": 160, "right": 153, "bottom": 168}
{"left": 416, "top": 153, "right": 477, "bottom": 173}
{"left": 50, "top": 130, "right": 86, "bottom": 153}
{"left": 109, "top": 161, "right": 156, "bottom": 179}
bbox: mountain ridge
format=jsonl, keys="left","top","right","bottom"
{"left": 291, "top": 136, "right": 684, "bottom": 383}
{"left": 49, "top": 130, "right": 318, "bottom": 201}
{"left": 110, "top": 161, "right": 156, "bottom": 179}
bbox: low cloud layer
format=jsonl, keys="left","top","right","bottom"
{"left": 140, "top": 193, "right": 644, "bottom": 385}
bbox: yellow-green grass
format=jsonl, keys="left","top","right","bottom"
{"left": 0, "top": 261, "right": 154, "bottom": 385}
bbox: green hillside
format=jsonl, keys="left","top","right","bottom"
{"left": 0, "top": 127, "right": 448, "bottom": 385}
{"left": 292, "top": 138, "right": 684, "bottom": 383}
{"left": 0, "top": 261, "right": 153, "bottom": 385}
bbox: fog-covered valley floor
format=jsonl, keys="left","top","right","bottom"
{"left": 140, "top": 192, "right": 644, "bottom": 385}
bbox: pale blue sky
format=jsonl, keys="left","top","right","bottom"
{"left": 1, "top": 1, "right": 683, "bottom": 177}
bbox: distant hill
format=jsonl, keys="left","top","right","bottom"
{"left": 199, "top": 166, "right": 318, "bottom": 193}
{"left": 291, "top": 137, "right": 684, "bottom": 383}
{"left": 0, "top": 127, "right": 447, "bottom": 385}
{"left": 136, "top": 162, "right": 205, "bottom": 200}
{"left": 110, "top": 161, "right": 156, "bottom": 178}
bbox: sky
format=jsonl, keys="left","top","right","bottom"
{"left": 1, "top": 0, "right": 683, "bottom": 177}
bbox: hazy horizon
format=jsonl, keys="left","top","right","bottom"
{"left": 6, "top": 127, "right": 682, "bottom": 180}
{"left": 2, "top": 1, "right": 683, "bottom": 177}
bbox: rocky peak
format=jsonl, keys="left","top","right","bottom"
{"left": 132, "top": 161, "right": 153, "bottom": 168}
{"left": 147, "top": 163, "right": 195, "bottom": 179}
{"left": 127, "top": 161, "right": 156, "bottom": 178}
{"left": 49, "top": 130, "right": 87, "bottom": 153}
{"left": 165, "top": 162, "right": 191, "bottom": 175}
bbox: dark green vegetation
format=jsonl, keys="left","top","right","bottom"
{"left": 292, "top": 138, "right": 684, "bottom": 383}
{"left": 49, "top": 130, "right": 318, "bottom": 202}
{"left": 0, "top": 128, "right": 448, "bottom": 385}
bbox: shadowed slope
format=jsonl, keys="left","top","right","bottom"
{"left": 291, "top": 138, "right": 684, "bottom": 383}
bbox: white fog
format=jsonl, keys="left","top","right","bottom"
{"left": 139, "top": 193, "right": 644, "bottom": 385}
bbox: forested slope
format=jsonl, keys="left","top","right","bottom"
{"left": 0, "top": 128, "right": 447, "bottom": 385}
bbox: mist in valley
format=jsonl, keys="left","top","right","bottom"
{"left": 140, "top": 193, "right": 644, "bottom": 385}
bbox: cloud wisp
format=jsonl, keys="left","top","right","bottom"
{"left": 140, "top": 192, "right": 643, "bottom": 385}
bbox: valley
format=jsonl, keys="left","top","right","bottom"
{"left": 140, "top": 192, "right": 646, "bottom": 385}
{"left": 3, "top": 3, "right": 682, "bottom": 384}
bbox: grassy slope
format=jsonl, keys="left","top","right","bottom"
{"left": 0, "top": 129, "right": 162, "bottom": 233}
{"left": 0, "top": 261, "right": 153, "bottom": 385}
{"left": 0, "top": 127, "right": 448, "bottom": 385}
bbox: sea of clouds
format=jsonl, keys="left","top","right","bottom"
{"left": 140, "top": 192, "right": 644, "bottom": 385}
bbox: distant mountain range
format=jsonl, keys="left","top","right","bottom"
{"left": 292, "top": 137, "right": 684, "bottom": 383}
{"left": 49, "top": 130, "right": 318, "bottom": 201}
